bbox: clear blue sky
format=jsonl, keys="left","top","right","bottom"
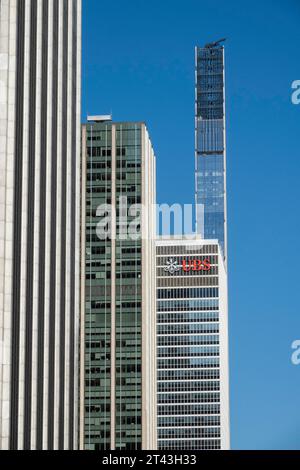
{"left": 82, "top": 0, "right": 300, "bottom": 449}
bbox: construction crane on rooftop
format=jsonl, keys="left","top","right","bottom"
{"left": 205, "top": 38, "right": 226, "bottom": 48}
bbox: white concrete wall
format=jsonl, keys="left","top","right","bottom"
{"left": 0, "top": 0, "right": 81, "bottom": 450}
{"left": 0, "top": 0, "right": 17, "bottom": 450}
{"left": 155, "top": 238, "right": 230, "bottom": 450}
{"left": 141, "top": 124, "right": 157, "bottom": 450}
{"left": 218, "top": 248, "right": 230, "bottom": 449}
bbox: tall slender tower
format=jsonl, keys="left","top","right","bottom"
{"left": 80, "top": 118, "right": 157, "bottom": 450}
{"left": 195, "top": 40, "right": 227, "bottom": 261}
{"left": 0, "top": 0, "right": 82, "bottom": 449}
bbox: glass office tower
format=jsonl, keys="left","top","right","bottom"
{"left": 156, "top": 237, "right": 230, "bottom": 450}
{"left": 195, "top": 41, "right": 227, "bottom": 260}
{"left": 81, "top": 118, "right": 156, "bottom": 450}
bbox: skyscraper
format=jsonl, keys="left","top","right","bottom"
{"left": 0, "top": 0, "right": 81, "bottom": 449}
{"left": 195, "top": 40, "right": 227, "bottom": 260}
{"left": 156, "top": 237, "right": 230, "bottom": 450}
{"left": 80, "top": 118, "right": 156, "bottom": 450}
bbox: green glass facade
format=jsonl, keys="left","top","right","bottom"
{"left": 115, "top": 124, "right": 142, "bottom": 449}
{"left": 83, "top": 121, "right": 156, "bottom": 450}
{"left": 85, "top": 123, "right": 112, "bottom": 450}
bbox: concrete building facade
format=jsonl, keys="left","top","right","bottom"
{"left": 0, "top": 0, "right": 82, "bottom": 449}
{"left": 156, "top": 237, "right": 230, "bottom": 450}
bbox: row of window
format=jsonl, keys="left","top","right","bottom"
{"left": 86, "top": 185, "right": 139, "bottom": 194}
{"left": 158, "top": 358, "right": 220, "bottom": 369}
{"left": 87, "top": 135, "right": 108, "bottom": 142}
{"left": 87, "top": 186, "right": 111, "bottom": 194}
{"left": 158, "top": 439, "right": 221, "bottom": 450}
{"left": 158, "top": 380, "right": 220, "bottom": 393}
{"left": 86, "top": 202, "right": 142, "bottom": 218}
{"left": 86, "top": 272, "right": 111, "bottom": 280}
{"left": 85, "top": 366, "right": 111, "bottom": 375}
{"left": 88, "top": 173, "right": 141, "bottom": 182}
{"left": 88, "top": 161, "right": 112, "bottom": 169}
{"left": 117, "top": 272, "right": 141, "bottom": 279}
{"left": 158, "top": 427, "right": 220, "bottom": 439}
{"left": 90, "top": 300, "right": 142, "bottom": 309}
{"left": 158, "top": 392, "right": 220, "bottom": 404}
{"left": 157, "top": 312, "right": 219, "bottom": 324}
{"left": 116, "top": 259, "right": 141, "bottom": 267}
{"left": 87, "top": 173, "right": 112, "bottom": 181}
{"left": 85, "top": 405, "right": 110, "bottom": 413}
{"left": 158, "top": 334, "right": 219, "bottom": 347}
{"left": 87, "top": 243, "right": 140, "bottom": 253}
{"left": 87, "top": 147, "right": 112, "bottom": 157}
{"left": 87, "top": 146, "right": 140, "bottom": 158}
{"left": 158, "top": 369, "right": 220, "bottom": 381}
{"left": 157, "top": 276, "right": 219, "bottom": 287}
{"left": 86, "top": 286, "right": 142, "bottom": 298}
{"left": 157, "top": 324, "right": 219, "bottom": 335}
{"left": 158, "top": 403, "right": 220, "bottom": 416}
{"left": 157, "top": 299, "right": 219, "bottom": 312}
{"left": 157, "top": 287, "right": 219, "bottom": 299}
{"left": 91, "top": 245, "right": 111, "bottom": 255}
{"left": 85, "top": 327, "right": 111, "bottom": 335}
{"left": 86, "top": 272, "right": 142, "bottom": 281}
{"left": 86, "top": 234, "right": 113, "bottom": 243}
{"left": 86, "top": 341, "right": 110, "bottom": 349}
{"left": 157, "top": 345, "right": 219, "bottom": 358}
{"left": 120, "top": 247, "right": 141, "bottom": 255}
{"left": 156, "top": 245, "right": 218, "bottom": 255}
{"left": 158, "top": 415, "right": 220, "bottom": 427}
{"left": 84, "top": 430, "right": 110, "bottom": 440}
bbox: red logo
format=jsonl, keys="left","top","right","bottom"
{"left": 182, "top": 259, "right": 211, "bottom": 272}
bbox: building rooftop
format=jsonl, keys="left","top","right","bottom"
{"left": 87, "top": 115, "right": 112, "bottom": 122}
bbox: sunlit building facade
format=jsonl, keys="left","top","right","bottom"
{"left": 0, "top": 0, "right": 82, "bottom": 449}
{"left": 156, "top": 237, "right": 230, "bottom": 450}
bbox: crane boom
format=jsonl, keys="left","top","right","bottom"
{"left": 204, "top": 38, "right": 226, "bottom": 48}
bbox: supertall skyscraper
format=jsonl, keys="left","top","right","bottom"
{"left": 80, "top": 117, "right": 157, "bottom": 450}
{"left": 0, "top": 0, "right": 81, "bottom": 449}
{"left": 195, "top": 40, "right": 227, "bottom": 260}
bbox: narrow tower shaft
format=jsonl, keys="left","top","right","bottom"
{"left": 195, "top": 43, "right": 227, "bottom": 261}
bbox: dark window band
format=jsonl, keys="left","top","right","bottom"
{"left": 68, "top": 0, "right": 78, "bottom": 450}
{"left": 23, "top": 0, "right": 37, "bottom": 449}
{"left": 36, "top": 0, "right": 49, "bottom": 450}
{"left": 47, "top": 0, "right": 59, "bottom": 450}
{"left": 10, "top": 0, "right": 26, "bottom": 450}
{"left": 58, "top": 0, "right": 69, "bottom": 449}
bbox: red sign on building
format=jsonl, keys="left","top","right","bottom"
{"left": 182, "top": 259, "right": 211, "bottom": 272}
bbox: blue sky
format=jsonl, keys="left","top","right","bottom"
{"left": 82, "top": 0, "right": 300, "bottom": 449}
